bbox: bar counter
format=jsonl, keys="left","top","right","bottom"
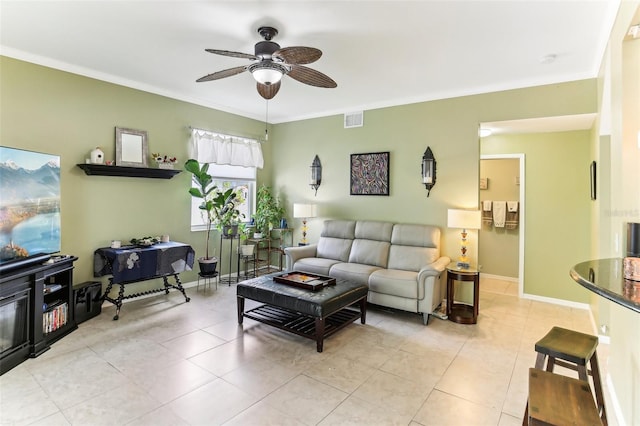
{"left": 570, "top": 258, "right": 640, "bottom": 314}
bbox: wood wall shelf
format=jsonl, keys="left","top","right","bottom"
{"left": 77, "top": 164, "right": 181, "bottom": 179}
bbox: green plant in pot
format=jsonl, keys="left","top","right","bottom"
{"left": 216, "top": 189, "right": 245, "bottom": 238}
{"left": 253, "top": 185, "right": 285, "bottom": 239}
{"left": 238, "top": 222, "right": 255, "bottom": 256}
{"left": 185, "top": 159, "right": 242, "bottom": 276}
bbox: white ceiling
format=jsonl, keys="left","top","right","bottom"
{"left": 0, "top": 1, "right": 620, "bottom": 125}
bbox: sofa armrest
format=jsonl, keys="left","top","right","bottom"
{"left": 416, "top": 256, "right": 451, "bottom": 322}
{"left": 284, "top": 244, "right": 318, "bottom": 270}
{"left": 418, "top": 256, "right": 450, "bottom": 280}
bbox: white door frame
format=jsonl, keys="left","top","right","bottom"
{"left": 480, "top": 154, "right": 525, "bottom": 296}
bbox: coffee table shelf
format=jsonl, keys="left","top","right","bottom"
{"left": 243, "top": 304, "right": 362, "bottom": 343}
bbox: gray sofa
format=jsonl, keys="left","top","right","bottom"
{"left": 284, "top": 220, "right": 450, "bottom": 324}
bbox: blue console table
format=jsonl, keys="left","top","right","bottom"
{"left": 94, "top": 242, "right": 195, "bottom": 319}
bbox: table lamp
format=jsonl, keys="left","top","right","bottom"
{"left": 447, "top": 209, "right": 481, "bottom": 269}
{"left": 293, "top": 203, "right": 317, "bottom": 245}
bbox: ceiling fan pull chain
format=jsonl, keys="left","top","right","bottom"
{"left": 265, "top": 100, "right": 269, "bottom": 141}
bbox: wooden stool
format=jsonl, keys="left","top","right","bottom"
{"left": 523, "top": 326, "right": 607, "bottom": 425}
{"left": 526, "top": 368, "right": 603, "bottom": 425}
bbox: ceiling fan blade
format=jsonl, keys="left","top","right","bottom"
{"left": 196, "top": 66, "right": 247, "bottom": 82}
{"left": 273, "top": 46, "right": 322, "bottom": 65}
{"left": 257, "top": 81, "right": 281, "bottom": 100}
{"left": 205, "top": 49, "right": 257, "bottom": 60}
{"left": 287, "top": 65, "right": 337, "bottom": 88}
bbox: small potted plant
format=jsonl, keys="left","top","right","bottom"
{"left": 152, "top": 153, "right": 178, "bottom": 169}
{"left": 238, "top": 223, "right": 255, "bottom": 257}
{"left": 253, "top": 185, "right": 285, "bottom": 239}
{"left": 213, "top": 187, "right": 245, "bottom": 238}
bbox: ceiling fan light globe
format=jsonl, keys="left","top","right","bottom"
{"left": 252, "top": 67, "right": 283, "bottom": 85}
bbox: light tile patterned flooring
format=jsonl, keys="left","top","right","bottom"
{"left": 0, "top": 276, "right": 614, "bottom": 425}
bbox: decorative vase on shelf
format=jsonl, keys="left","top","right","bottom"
{"left": 90, "top": 147, "right": 104, "bottom": 164}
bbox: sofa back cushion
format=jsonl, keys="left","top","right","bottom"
{"left": 347, "top": 221, "right": 393, "bottom": 267}
{"left": 388, "top": 224, "right": 441, "bottom": 272}
{"left": 317, "top": 220, "right": 356, "bottom": 262}
{"left": 321, "top": 220, "right": 356, "bottom": 239}
{"left": 348, "top": 239, "right": 390, "bottom": 267}
{"left": 355, "top": 221, "right": 393, "bottom": 241}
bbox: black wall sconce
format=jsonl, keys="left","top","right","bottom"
{"left": 421, "top": 147, "right": 436, "bottom": 197}
{"left": 310, "top": 155, "right": 322, "bottom": 196}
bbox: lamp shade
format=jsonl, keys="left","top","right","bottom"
{"left": 447, "top": 209, "right": 481, "bottom": 230}
{"left": 251, "top": 67, "right": 283, "bottom": 85}
{"left": 293, "top": 203, "right": 317, "bottom": 218}
{"left": 249, "top": 62, "right": 286, "bottom": 85}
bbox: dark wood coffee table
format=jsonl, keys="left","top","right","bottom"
{"left": 237, "top": 273, "right": 368, "bottom": 352}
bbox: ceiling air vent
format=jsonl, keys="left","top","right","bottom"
{"left": 344, "top": 111, "right": 364, "bottom": 128}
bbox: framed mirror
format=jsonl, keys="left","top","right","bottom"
{"left": 115, "top": 127, "right": 148, "bottom": 167}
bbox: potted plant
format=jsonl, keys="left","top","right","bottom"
{"left": 254, "top": 185, "right": 285, "bottom": 239}
{"left": 185, "top": 159, "right": 241, "bottom": 275}
{"left": 238, "top": 223, "right": 255, "bottom": 257}
{"left": 213, "top": 187, "right": 245, "bottom": 238}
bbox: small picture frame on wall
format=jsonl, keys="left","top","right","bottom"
{"left": 350, "top": 151, "right": 390, "bottom": 196}
{"left": 590, "top": 160, "right": 597, "bottom": 200}
{"left": 480, "top": 178, "right": 488, "bottom": 190}
{"left": 116, "top": 127, "right": 149, "bottom": 167}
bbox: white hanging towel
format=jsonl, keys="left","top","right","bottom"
{"left": 482, "top": 200, "right": 493, "bottom": 226}
{"left": 493, "top": 201, "right": 506, "bottom": 227}
{"left": 507, "top": 201, "right": 519, "bottom": 212}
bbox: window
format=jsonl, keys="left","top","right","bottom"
{"left": 190, "top": 163, "right": 256, "bottom": 232}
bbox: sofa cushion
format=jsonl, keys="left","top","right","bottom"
{"left": 388, "top": 224, "right": 441, "bottom": 270}
{"left": 322, "top": 220, "right": 356, "bottom": 239}
{"left": 355, "top": 221, "right": 393, "bottom": 241}
{"left": 317, "top": 237, "right": 353, "bottom": 262}
{"left": 330, "top": 262, "right": 382, "bottom": 286}
{"left": 369, "top": 269, "right": 419, "bottom": 299}
{"left": 391, "top": 224, "right": 440, "bottom": 248}
{"left": 293, "top": 257, "right": 343, "bottom": 276}
{"left": 388, "top": 246, "right": 435, "bottom": 272}
{"left": 348, "top": 239, "right": 390, "bottom": 267}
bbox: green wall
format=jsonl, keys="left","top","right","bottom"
{"left": 1, "top": 55, "right": 597, "bottom": 305}
{"left": 271, "top": 83, "right": 596, "bottom": 303}
{"left": 482, "top": 131, "right": 592, "bottom": 302}
{"left": 0, "top": 56, "right": 270, "bottom": 287}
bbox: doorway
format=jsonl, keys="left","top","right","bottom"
{"left": 480, "top": 154, "right": 525, "bottom": 296}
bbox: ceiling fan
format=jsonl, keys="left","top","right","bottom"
{"left": 196, "top": 26, "right": 337, "bottom": 100}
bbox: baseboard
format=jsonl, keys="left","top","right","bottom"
{"left": 521, "top": 292, "right": 590, "bottom": 310}
{"left": 479, "top": 273, "right": 518, "bottom": 283}
{"left": 606, "top": 374, "right": 626, "bottom": 426}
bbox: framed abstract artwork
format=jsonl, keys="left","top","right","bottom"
{"left": 350, "top": 151, "right": 390, "bottom": 196}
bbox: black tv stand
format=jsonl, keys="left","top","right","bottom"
{"left": 0, "top": 256, "right": 78, "bottom": 375}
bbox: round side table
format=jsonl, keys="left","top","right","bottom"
{"left": 446, "top": 264, "right": 480, "bottom": 324}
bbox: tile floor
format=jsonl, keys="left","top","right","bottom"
{"left": 0, "top": 276, "right": 615, "bottom": 426}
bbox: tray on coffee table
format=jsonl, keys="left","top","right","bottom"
{"left": 273, "top": 271, "right": 336, "bottom": 291}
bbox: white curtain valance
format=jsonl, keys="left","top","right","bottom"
{"left": 190, "top": 129, "right": 264, "bottom": 169}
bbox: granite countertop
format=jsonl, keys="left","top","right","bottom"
{"left": 570, "top": 258, "right": 640, "bottom": 314}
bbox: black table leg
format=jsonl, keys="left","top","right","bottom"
{"left": 314, "top": 317, "right": 325, "bottom": 352}
{"left": 237, "top": 296, "right": 245, "bottom": 324}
